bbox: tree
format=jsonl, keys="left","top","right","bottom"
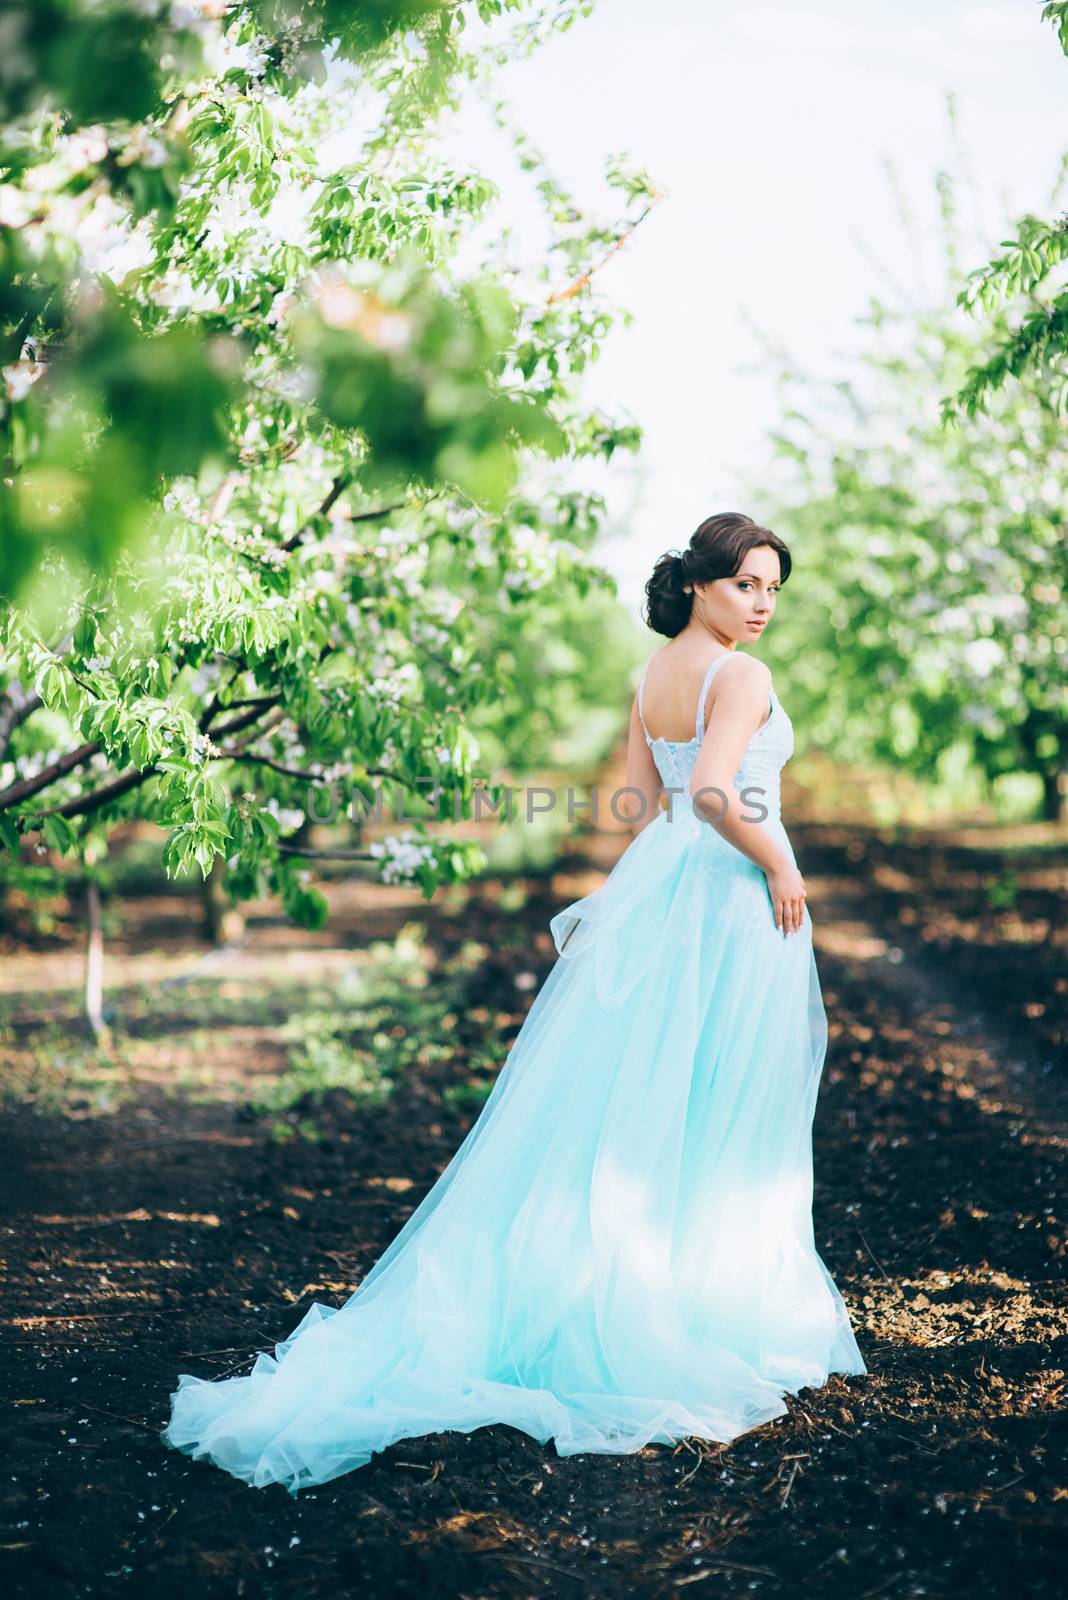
{"left": 746, "top": 136, "right": 1067, "bottom": 822}
{"left": 0, "top": 0, "right": 660, "bottom": 946}
{"left": 943, "top": 2, "right": 1068, "bottom": 418}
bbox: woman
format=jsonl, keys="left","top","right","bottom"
{"left": 162, "top": 511, "right": 867, "bottom": 1495}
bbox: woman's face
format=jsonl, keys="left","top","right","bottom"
{"left": 693, "top": 544, "right": 781, "bottom": 642}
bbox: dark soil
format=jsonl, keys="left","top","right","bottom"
{"left": 1, "top": 763, "right": 1065, "bottom": 1600}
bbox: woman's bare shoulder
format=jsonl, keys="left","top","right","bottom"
{"left": 709, "top": 652, "right": 772, "bottom": 704}
{"left": 643, "top": 643, "right": 771, "bottom": 693}
{"left": 717, "top": 651, "right": 771, "bottom": 683}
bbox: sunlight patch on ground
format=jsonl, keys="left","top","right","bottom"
{"left": 35, "top": 1209, "right": 221, "bottom": 1227}
{"left": 859, "top": 1265, "right": 1066, "bottom": 1350}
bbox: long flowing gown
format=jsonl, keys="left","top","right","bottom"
{"left": 161, "top": 651, "right": 867, "bottom": 1494}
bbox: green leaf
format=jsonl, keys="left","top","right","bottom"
{"left": 37, "top": 662, "right": 65, "bottom": 710}
{"left": 43, "top": 814, "right": 75, "bottom": 855}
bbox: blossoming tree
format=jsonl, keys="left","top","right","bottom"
{"left": 751, "top": 152, "right": 1067, "bottom": 821}
{"left": 0, "top": 0, "right": 658, "bottom": 973}
{"left": 943, "top": 3, "right": 1068, "bottom": 420}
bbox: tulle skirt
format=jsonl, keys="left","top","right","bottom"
{"left": 161, "top": 800, "right": 867, "bottom": 1494}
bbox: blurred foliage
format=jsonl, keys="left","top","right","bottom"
{"left": 746, "top": 139, "right": 1067, "bottom": 822}
{"left": 253, "top": 925, "right": 434, "bottom": 1114}
{"left": 0, "top": 919, "right": 495, "bottom": 1120}
{"left": 0, "top": 0, "right": 661, "bottom": 917}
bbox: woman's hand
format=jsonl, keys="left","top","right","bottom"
{"left": 764, "top": 862, "right": 807, "bottom": 937}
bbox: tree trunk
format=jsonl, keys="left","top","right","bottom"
{"left": 202, "top": 857, "right": 246, "bottom": 945}
{"left": 1041, "top": 768, "right": 1067, "bottom": 824}
{"left": 1018, "top": 709, "right": 1067, "bottom": 825}
{"left": 85, "top": 878, "right": 106, "bottom": 1039}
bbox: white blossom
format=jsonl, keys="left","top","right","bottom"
{"left": 2, "top": 360, "right": 46, "bottom": 402}
{"left": 266, "top": 289, "right": 297, "bottom": 327}
{"left": 960, "top": 703, "right": 1000, "bottom": 728}
{"left": 962, "top": 638, "right": 1005, "bottom": 678}
{"left": 368, "top": 830, "right": 437, "bottom": 884}
{"left": 0, "top": 185, "right": 31, "bottom": 227}
{"left": 60, "top": 128, "right": 110, "bottom": 171}
{"left": 425, "top": 591, "right": 465, "bottom": 623}
{"left": 984, "top": 593, "right": 1029, "bottom": 621}
{"left": 210, "top": 27, "right": 271, "bottom": 77}
{"left": 264, "top": 796, "right": 306, "bottom": 833}
{"left": 116, "top": 127, "right": 170, "bottom": 170}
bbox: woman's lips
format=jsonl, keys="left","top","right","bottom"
{"left": 747, "top": 620, "right": 766, "bottom": 627}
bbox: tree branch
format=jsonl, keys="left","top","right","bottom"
{"left": 215, "top": 707, "right": 287, "bottom": 754}
{"left": 217, "top": 693, "right": 279, "bottom": 713}
{"left": 212, "top": 752, "right": 433, "bottom": 796}
{"left": 24, "top": 701, "right": 285, "bottom": 823}
{"left": 347, "top": 499, "right": 410, "bottom": 525}
{"left": 280, "top": 474, "right": 352, "bottom": 552}
{"left": 208, "top": 699, "right": 283, "bottom": 739}
{"left": 546, "top": 200, "right": 660, "bottom": 305}
{"left": 0, "top": 740, "right": 102, "bottom": 810}
{"left": 280, "top": 478, "right": 413, "bottom": 554}
{"left": 214, "top": 749, "right": 315, "bottom": 781}
{"left": 1, "top": 472, "right": 403, "bottom": 818}
{"left": 277, "top": 844, "right": 374, "bottom": 860}
{"left": 2, "top": 691, "right": 282, "bottom": 821}
{"left": 0, "top": 687, "right": 43, "bottom": 757}
{"left": 34, "top": 765, "right": 153, "bottom": 821}
{"left": 0, "top": 688, "right": 42, "bottom": 761}
{"left": 364, "top": 765, "right": 433, "bottom": 795}
{"left": 198, "top": 663, "right": 244, "bottom": 731}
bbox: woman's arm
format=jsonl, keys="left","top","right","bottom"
{"left": 687, "top": 656, "right": 792, "bottom": 875}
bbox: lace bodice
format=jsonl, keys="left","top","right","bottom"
{"left": 637, "top": 650, "right": 794, "bottom": 821}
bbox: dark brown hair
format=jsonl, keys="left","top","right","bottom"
{"left": 642, "top": 512, "right": 792, "bottom": 638}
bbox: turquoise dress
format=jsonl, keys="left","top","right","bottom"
{"left": 162, "top": 652, "right": 867, "bottom": 1494}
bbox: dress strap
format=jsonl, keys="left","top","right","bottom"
{"left": 694, "top": 654, "right": 733, "bottom": 741}
{"left": 636, "top": 652, "right": 654, "bottom": 742}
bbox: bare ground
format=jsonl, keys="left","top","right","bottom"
{"left": 1, "top": 754, "right": 1065, "bottom": 1600}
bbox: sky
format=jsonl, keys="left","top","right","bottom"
{"left": 438, "top": 0, "right": 1067, "bottom": 619}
